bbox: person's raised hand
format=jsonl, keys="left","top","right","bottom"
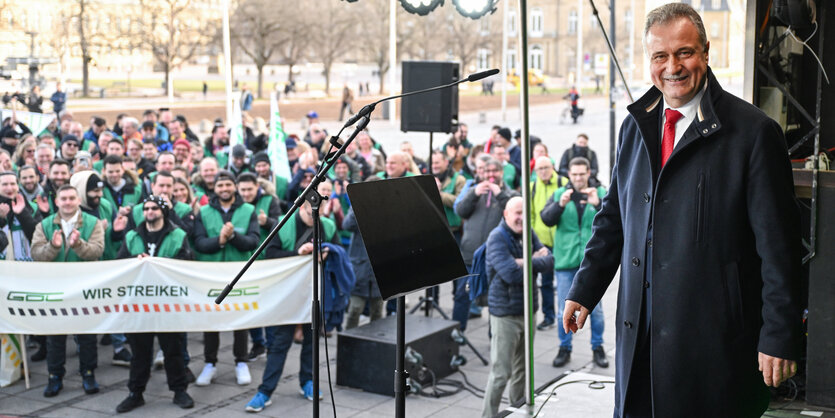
{"left": 257, "top": 209, "right": 267, "bottom": 226}
{"left": 0, "top": 203, "right": 9, "bottom": 218}
{"left": 298, "top": 242, "right": 314, "bottom": 255}
{"left": 12, "top": 193, "right": 26, "bottom": 214}
{"left": 113, "top": 215, "right": 128, "bottom": 232}
{"left": 36, "top": 195, "right": 50, "bottom": 213}
{"left": 559, "top": 189, "right": 574, "bottom": 207}
{"left": 67, "top": 229, "right": 80, "bottom": 247}
{"left": 563, "top": 300, "right": 590, "bottom": 334}
{"left": 50, "top": 229, "right": 63, "bottom": 248}
{"left": 584, "top": 187, "right": 600, "bottom": 206}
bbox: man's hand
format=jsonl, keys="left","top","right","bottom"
{"left": 37, "top": 195, "right": 50, "bottom": 213}
{"left": 534, "top": 247, "right": 549, "bottom": 258}
{"left": 759, "top": 352, "right": 797, "bottom": 388}
{"left": 435, "top": 177, "right": 442, "bottom": 190}
{"left": 12, "top": 193, "right": 26, "bottom": 214}
{"left": 50, "top": 229, "right": 63, "bottom": 248}
{"left": 487, "top": 182, "right": 501, "bottom": 195}
{"left": 583, "top": 187, "right": 600, "bottom": 206}
{"left": 474, "top": 181, "right": 490, "bottom": 196}
{"left": 0, "top": 203, "right": 9, "bottom": 218}
{"left": 137, "top": 253, "right": 149, "bottom": 259}
{"left": 67, "top": 229, "right": 80, "bottom": 248}
{"left": 562, "top": 300, "right": 590, "bottom": 334}
{"left": 298, "top": 242, "right": 314, "bottom": 255}
{"left": 113, "top": 215, "right": 128, "bottom": 232}
{"left": 257, "top": 209, "right": 267, "bottom": 226}
{"left": 118, "top": 206, "right": 132, "bottom": 217}
{"left": 559, "top": 189, "right": 574, "bottom": 207}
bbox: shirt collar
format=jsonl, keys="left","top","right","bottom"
{"left": 663, "top": 79, "right": 708, "bottom": 122}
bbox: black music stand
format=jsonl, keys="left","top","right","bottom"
{"left": 347, "top": 175, "right": 469, "bottom": 418}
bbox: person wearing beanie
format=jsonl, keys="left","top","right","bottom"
{"left": 230, "top": 144, "right": 252, "bottom": 178}
{"left": 494, "top": 127, "right": 521, "bottom": 175}
{"left": 59, "top": 134, "right": 81, "bottom": 161}
{"left": 192, "top": 169, "right": 259, "bottom": 387}
{"left": 251, "top": 151, "right": 289, "bottom": 207}
{"left": 114, "top": 195, "right": 195, "bottom": 413}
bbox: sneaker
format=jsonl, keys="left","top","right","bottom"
{"left": 236, "top": 362, "right": 252, "bottom": 385}
{"left": 593, "top": 346, "right": 609, "bottom": 368}
{"left": 299, "top": 380, "right": 323, "bottom": 401}
{"left": 195, "top": 363, "right": 216, "bottom": 386}
{"left": 30, "top": 344, "right": 47, "bottom": 362}
{"left": 173, "top": 390, "right": 194, "bottom": 409}
{"left": 185, "top": 367, "right": 196, "bottom": 384}
{"left": 245, "top": 392, "right": 273, "bottom": 413}
{"left": 113, "top": 348, "right": 132, "bottom": 367}
{"left": 81, "top": 370, "right": 100, "bottom": 394}
{"left": 100, "top": 334, "right": 112, "bottom": 346}
{"left": 536, "top": 318, "right": 556, "bottom": 331}
{"left": 153, "top": 349, "right": 165, "bottom": 370}
{"left": 552, "top": 348, "right": 571, "bottom": 368}
{"left": 43, "top": 374, "right": 63, "bottom": 397}
{"left": 247, "top": 343, "right": 266, "bottom": 362}
{"left": 116, "top": 392, "right": 145, "bottom": 413}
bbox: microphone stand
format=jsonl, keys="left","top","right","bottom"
{"left": 589, "top": 0, "right": 633, "bottom": 102}
{"left": 216, "top": 68, "right": 499, "bottom": 418}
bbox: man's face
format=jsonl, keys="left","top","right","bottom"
{"left": 492, "top": 146, "right": 508, "bottom": 162}
{"left": 254, "top": 161, "right": 271, "bottom": 178}
{"left": 173, "top": 182, "right": 189, "bottom": 203}
{"left": 484, "top": 163, "right": 502, "bottom": 185}
{"left": 157, "top": 155, "right": 176, "bottom": 172}
{"left": 385, "top": 155, "right": 407, "bottom": 178}
{"left": 237, "top": 181, "right": 258, "bottom": 203}
{"left": 174, "top": 144, "right": 190, "bottom": 163}
{"left": 504, "top": 198, "right": 524, "bottom": 234}
{"left": 232, "top": 156, "right": 245, "bottom": 169}
{"left": 200, "top": 160, "right": 218, "bottom": 184}
{"left": 60, "top": 120, "right": 72, "bottom": 135}
{"left": 143, "top": 143, "right": 158, "bottom": 160}
{"left": 535, "top": 160, "right": 554, "bottom": 182}
{"left": 19, "top": 168, "right": 38, "bottom": 193}
{"left": 152, "top": 176, "right": 174, "bottom": 199}
{"left": 143, "top": 202, "right": 162, "bottom": 223}
{"left": 286, "top": 147, "right": 297, "bottom": 161}
{"left": 87, "top": 187, "right": 102, "bottom": 207}
{"left": 39, "top": 136, "right": 55, "bottom": 149}
{"left": 49, "top": 164, "right": 70, "bottom": 187}
{"left": 107, "top": 142, "right": 124, "bottom": 157}
{"left": 169, "top": 121, "right": 183, "bottom": 139}
{"left": 160, "top": 111, "right": 173, "bottom": 125}
{"left": 92, "top": 121, "right": 105, "bottom": 136}
{"left": 0, "top": 152, "right": 11, "bottom": 171}
{"left": 104, "top": 162, "right": 124, "bottom": 186}
{"left": 533, "top": 144, "right": 548, "bottom": 160}
{"left": 144, "top": 113, "right": 157, "bottom": 123}
{"left": 309, "top": 124, "right": 325, "bottom": 144}
{"left": 189, "top": 146, "right": 203, "bottom": 163}
{"left": 212, "top": 127, "right": 228, "bottom": 146}
{"left": 214, "top": 179, "right": 236, "bottom": 202}
{"left": 0, "top": 174, "right": 18, "bottom": 198}
{"left": 142, "top": 126, "right": 156, "bottom": 139}
{"left": 646, "top": 17, "right": 709, "bottom": 108}
{"left": 431, "top": 154, "right": 448, "bottom": 174}
{"left": 568, "top": 164, "right": 590, "bottom": 190}
{"left": 122, "top": 122, "right": 136, "bottom": 138}
{"left": 475, "top": 159, "right": 487, "bottom": 181}
{"left": 123, "top": 160, "right": 136, "bottom": 172}
{"left": 56, "top": 189, "right": 79, "bottom": 216}
{"left": 400, "top": 143, "right": 413, "bottom": 156}
{"left": 300, "top": 171, "right": 314, "bottom": 188}
{"left": 333, "top": 162, "right": 348, "bottom": 180}
{"left": 459, "top": 126, "right": 468, "bottom": 140}
{"left": 61, "top": 142, "right": 78, "bottom": 159}
{"left": 127, "top": 142, "right": 142, "bottom": 160}
{"left": 69, "top": 123, "right": 83, "bottom": 138}
{"left": 575, "top": 136, "right": 588, "bottom": 147}
{"left": 317, "top": 181, "right": 332, "bottom": 197}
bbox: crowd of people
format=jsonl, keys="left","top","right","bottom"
{"left": 1, "top": 100, "right": 607, "bottom": 415}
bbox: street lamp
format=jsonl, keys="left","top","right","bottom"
{"left": 399, "top": 0, "right": 443, "bottom": 15}
{"left": 451, "top": 0, "right": 497, "bottom": 19}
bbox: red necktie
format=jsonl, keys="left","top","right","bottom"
{"left": 661, "top": 109, "right": 683, "bottom": 167}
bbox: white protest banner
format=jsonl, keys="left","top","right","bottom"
{"left": 268, "top": 91, "right": 291, "bottom": 182}
{"left": 0, "top": 257, "right": 313, "bottom": 335}
{"left": 1, "top": 109, "right": 55, "bottom": 137}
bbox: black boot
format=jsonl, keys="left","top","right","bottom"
{"left": 173, "top": 390, "right": 194, "bottom": 409}
{"left": 593, "top": 346, "right": 609, "bottom": 368}
{"left": 116, "top": 392, "right": 145, "bottom": 413}
{"left": 552, "top": 348, "right": 571, "bottom": 367}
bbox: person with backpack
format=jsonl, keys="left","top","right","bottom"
{"left": 481, "top": 196, "right": 552, "bottom": 418}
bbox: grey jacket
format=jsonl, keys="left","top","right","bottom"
{"left": 455, "top": 183, "right": 518, "bottom": 265}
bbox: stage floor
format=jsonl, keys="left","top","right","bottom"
{"left": 498, "top": 370, "right": 615, "bottom": 418}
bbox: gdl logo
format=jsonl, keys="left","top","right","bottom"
{"left": 7, "top": 291, "right": 64, "bottom": 302}
{"left": 207, "top": 286, "right": 259, "bottom": 297}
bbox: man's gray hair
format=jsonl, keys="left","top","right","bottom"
{"left": 644, "top": 3, "right": 708, "bottom": 51}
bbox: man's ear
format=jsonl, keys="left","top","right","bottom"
{"left": 704, "top": 41, "right": 710, "bottom": 62}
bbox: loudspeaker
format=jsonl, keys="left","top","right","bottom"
{"left": 336, "top": 314, "right": 460, "bottom": 396}
{"left": 400, "top": 61, "right": 459, "bottom": 133}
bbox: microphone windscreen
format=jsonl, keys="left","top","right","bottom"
{"left": 468, "top": 69, "right": 500, "bottom": 82}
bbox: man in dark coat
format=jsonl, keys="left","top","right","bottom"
{"left": 562, "top": 4, "right": 801, "bottom": 418}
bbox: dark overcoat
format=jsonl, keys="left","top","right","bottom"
{"left": 567, "top": 68, "right": 802, "bottom": 417}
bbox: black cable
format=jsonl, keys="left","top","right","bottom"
{"left": 456, "top": 369, "right": 485, "bottom": 394}
{"left": 318, "top": 235, "right": 338, "bottom": 417}
{"left": 767, "top": 378, "right": 799, "bottom": 411}
{"left": 533, "top": 379, "right": 616, "bottom": 418}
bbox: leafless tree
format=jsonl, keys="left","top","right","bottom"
{"left": 399, "top": 10, "right": 448, "bottom": 61}
{"left": 309, "top": 0, "right": 357, "bottom": 96}
{"left": 136, "top": 0, "right": 211, "bottom": 94}
{"left": 231, "top": 0, "right": 282, "bottom": 98}
{"left": 447, "top": 9, "right": 492, "bottom": 73}
{"left": 272, "top": 5, "right": 311, "bottom": 84}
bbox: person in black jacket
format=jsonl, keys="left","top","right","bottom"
{"left": 481, "top": 196, "right": 552, "bottom": 418}
{"left": 114, "top": 196, "right": 194, "bottom": 412}
{"left": 342, "top": 207, "right": 383, "bottom": 329}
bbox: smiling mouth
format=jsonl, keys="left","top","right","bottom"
{"left": 664, "top": 74, "right": 689, "bottom": 83}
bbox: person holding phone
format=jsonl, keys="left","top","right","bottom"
{"left": 540, "top": 156, "right": 607, "bottom": 369}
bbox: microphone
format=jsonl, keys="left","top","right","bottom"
{"left": 467, "top": 68, "right": 500, "bottom": 82}
{"left": 342, "top": 68, "right": 500, "bottom": 129}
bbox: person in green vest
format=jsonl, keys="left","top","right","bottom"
{"left": 432, "top": 150, "right": 466, "bottom": 240}
{"left": 540, "top": 156, "right": 608, "bottom": 370}
{"left": 251, "top": 151, "right": 289, "bottom": 204}
{"left": 102, "top": 155, "right": 143, "bottom": 210}
{"left": 202, "top": 124, "right": 230, "bottom": 168}
{"left": 36, "top": 159, "right": 72, "bottom": 218}
{"left": 141, "top": 151, "right": 176, "bottom": 197}
{"left": 236, "top": 172, "right": 283, "bottom": 360}
{"left": 93, "top": 137, "right": 125, "bottom": 173}
{"left": 375, "top": 151, "right": 416, "bottom": 180}
{"left": 128, "top": 171, "right": 194, "bottom": 234}
{"left": 113, "top": 196, "right": 195, "bottom": 413}
{"left": 0, "top": 170, "right": 42, "bottom": 261}
{"left": 530, "top": 156, "right": 568, "bottom": 331}
{"left": 192, "top": 170, "right": 259, "bottom": 388}
{"left": 30, "top": 185, "right": 105, "bottom": 398}
{"left": 191, "top": 156, "right": 219, "bottom": 206}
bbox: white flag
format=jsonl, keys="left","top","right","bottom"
{"left": 268, "top": 91, "right": 291, "bottom": 181}
{"left": 229, "top": 95, "right": 245, "bottom": 169}
{"left": 1, "top": 110, "right": 55, "bottom": 138}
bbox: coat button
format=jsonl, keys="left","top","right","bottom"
{"left": 643, "top": 193, "right": 650, "bottom": 203}
{"left": 643, "top": 281, "right": 650, "bottom": 288}
{"left": 647, "top": 239, "right": 653, "bottom": 247}
{"left": 632, "top": 257, "right": 640, "bottom": 266}
{"left": 711, "top": 123, "right": 717, "bottom": 129}
{"left": 702, "top": 128, "right": 709, "bottom": 134}
{"left": 624, "top": 321, "right": 633, "bottom": 328}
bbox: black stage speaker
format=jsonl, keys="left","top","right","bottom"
{"left": 400, "top": 61, "right": 459, "bottom": 133}
{"left": 336, "top": 315, "right": 459, "bottom": 396}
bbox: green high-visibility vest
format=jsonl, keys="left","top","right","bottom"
{"left": 40, "top": 212, "right": 99, "bottom": 262}
{"left": 276, "top": 212, "right": 336, "bottom": 252}
{"left": 194, "top": 203, "right": 256, "bottom": 261}
{"left": 124, "top": 227, "right": 186, "bottom": 258}
{"left": 442, "top": 172, "right": 462, "bottom": 228}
